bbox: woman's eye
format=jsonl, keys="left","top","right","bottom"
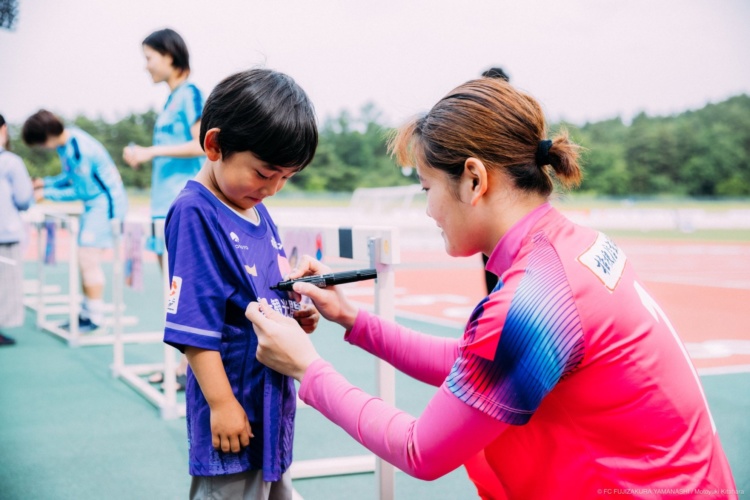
{"left": 257, "top": 171, "right": 269, "bottom": 180}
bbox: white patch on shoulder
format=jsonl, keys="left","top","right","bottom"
{"left": 577, "top": 232, "right": 626, "bottom": 291}
{"left": 167, "top": 276, "right": 182, "bottom": 314}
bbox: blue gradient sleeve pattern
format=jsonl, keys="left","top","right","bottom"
{"left": 447, "top": 232, "right": 585, "bottom": 425}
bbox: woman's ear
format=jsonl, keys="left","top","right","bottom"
{"left": 203, "top": 128, "right": 222, "bottom": 161}
{"left": 462, "top": 157, "right": 489, "bottom": 206}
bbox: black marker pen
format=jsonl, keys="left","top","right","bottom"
{"left": 270, "top": 268, "right": 377, "bottom": 291}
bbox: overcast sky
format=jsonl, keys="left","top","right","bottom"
{"left": 1, "top": 0, "right": 749, "bottom": 128}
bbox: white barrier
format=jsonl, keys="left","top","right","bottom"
{"left": 281, "top": 223, "right": 398, "bottom": 500}
{"left": 23, "top": 211, "right": 152, "bottom": 347}
{"left": 21, "top": 209, "right": 183, "bottom": 418}
{"left": 110, "top": 218, "right": 184, "bottom": 420}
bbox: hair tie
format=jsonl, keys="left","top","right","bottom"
{"left": 535, "top": 139, "right": 553, "bottom": 167}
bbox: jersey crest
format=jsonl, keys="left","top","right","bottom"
{"left": 577, "top": 232, "right": 626, "bottom": 291}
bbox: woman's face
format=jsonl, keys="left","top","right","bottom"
{"left": 143, "top": 45, "right": 174, "bottom": 84}
{"left": 417, "top": 162, "right": 477, "bottom": 257}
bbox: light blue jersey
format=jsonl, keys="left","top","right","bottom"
{"left": 43, "top": 128, "right": 128, "bottom": 247}
{"left": 151, "top": 81, "right": 205, "bottom": 219}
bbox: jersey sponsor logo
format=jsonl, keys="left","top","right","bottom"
{"left": 229, "top": 231, "right": 248, "bottom": 250}
{"left": 270, "top": 236, "right": 283, "bottom": 250}
{"left": 167, "top": 276, "right": 182, "bottom": 314}
{"left": 262, "top": 296, "right": 301, "bottom": 317}
{"left": 577, "top": 232, "right": 626, "bottom": 291}
{"left": 245, "top": 264, "right": 257, "bottom": 276}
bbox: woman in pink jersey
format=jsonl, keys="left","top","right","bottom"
{"left": 246, "top": 77, "right": 738, "bottom": 499}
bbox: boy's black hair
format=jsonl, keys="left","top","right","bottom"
{"left": 200, "top": 68, "right": 318, "bottom": 168}
{"left": 143, "top": 28, "right": 190, "bottom": 73}
{"left": 22, "top": 109, "right": 64, "bottom": 145}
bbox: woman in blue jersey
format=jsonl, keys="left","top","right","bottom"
{"left": 123, "top": 28, "right": 205, "bottom": 255}
{"left": 23, "top": 110, "right": 128, "bottom": 332}
{"left": 123, "top": 28, "right": 204, "bottom": 387}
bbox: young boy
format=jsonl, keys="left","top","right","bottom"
{"left": 22, "top": 110, "right": 128, "bottom": 332}
{"left": 162, "top": 69, "right": 319, "bottom": 498}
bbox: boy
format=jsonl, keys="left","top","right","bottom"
{"left": 162, "top": 69, "right": 319, "bottom": 499}
{"left": 22, "top": 110, "right": 128, "bottom": 332}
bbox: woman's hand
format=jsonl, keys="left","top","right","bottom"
{"left": 246, "top": 299, "right": 321, "bottom": 382}
{"left": 294, "top": 302, "right": 319, "bottom": 334}
{"left": 122, "top": 144, "right": 152, "bottom": 169}
{"left": 287, "top": 255, "right": 359, "bottom": 330}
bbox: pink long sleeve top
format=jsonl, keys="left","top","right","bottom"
{"left": 298, "top": 204, "right": 737, "bottom": 498}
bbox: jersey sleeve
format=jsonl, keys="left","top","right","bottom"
{"left": 43, "top": 172, "right": 76, "bottom": 201}
{"left": 9, "top": 155, "right": 33, "bottom": 211}
{"left": 181, "top": 84, "right": 203, "bottom": 129}
{"left": 163, "top": 200, "right": 231, "bottom": 351}
{"left": 446, "top": 234, "right": 585, "bottom": 425}
{"left": 346, "top": 310, "right": 459, "bottom": 387}
{"left": 298, "top": 359, "right": 509, "bottom": 481}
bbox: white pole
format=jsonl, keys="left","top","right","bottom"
{"left": 370, "top": 237, "right": 396, "bottom": 500}
{"left": 68, "top": 216, "right": 81, "bottom": 346}
{"left": 111, "top": 220, "right": 124, "bottom": 377}
{"left": 157, "top": 219, "right": 178, "bottom": 419}
{"left": 36, "top": 221, "right": 45, "bottom": 329}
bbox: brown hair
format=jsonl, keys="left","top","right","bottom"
{"left": 22, "top": 109, "right": 64, "bottom": 146}
{"left": 390, "top": 78, "right": 582, "bottom": 196}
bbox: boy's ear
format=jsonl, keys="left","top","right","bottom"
{"left": 203, "top": 128, "right": 222, "bottom": 161}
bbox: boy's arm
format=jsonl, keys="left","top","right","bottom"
{"left": 184, "top": 347, "right": 253, "bottom": 453}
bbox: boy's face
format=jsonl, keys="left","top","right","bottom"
{"left": 215, "top": 151, "right": 300, "bottom": 211}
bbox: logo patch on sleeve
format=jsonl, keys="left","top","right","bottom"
{"left": 167, "top": 276, "right": 182, "bottom": 314}
{"left": 577, "top": 232, "right": 626, "bottom": 291}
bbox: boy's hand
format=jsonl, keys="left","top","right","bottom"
{"left": 210, "top": 399, "right": 253, "bottom": 453}
{"left": 294, "top": 303, "right": 319, "bottom": 334}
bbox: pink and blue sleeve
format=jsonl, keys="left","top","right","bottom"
{"left": 345, "top": 310, "right": 460, "bottom": 387}
{"left": 299, "top": 358, "right": 508, "bottom": 480}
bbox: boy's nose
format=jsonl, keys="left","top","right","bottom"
{"left": 263, "top": 179, "right": 284, "bottom": 196}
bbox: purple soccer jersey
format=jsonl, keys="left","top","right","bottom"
{"left": 163, "top": 181, "right": 298, "bottom": 481}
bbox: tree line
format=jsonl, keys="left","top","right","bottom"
{"left": 8, "top": 94, "right": 750, "bottom": 196}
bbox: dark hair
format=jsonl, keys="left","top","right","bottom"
{"left": 390, "top": 78, "right": 581, "bottom": 197}
{"left": 200, "top": 68, "right": 318, "bottom": 168}
{"left": 22, "top": 109, "right": 65, "bottom": 146}
{"left": 481, "top": 67, "right": 510, "bottom": 82}
{"left": 143, "top": 28, "right": 190, "bottom": 74}
{"left": 0, "top": 113, "right": 8, "bottom": 150}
